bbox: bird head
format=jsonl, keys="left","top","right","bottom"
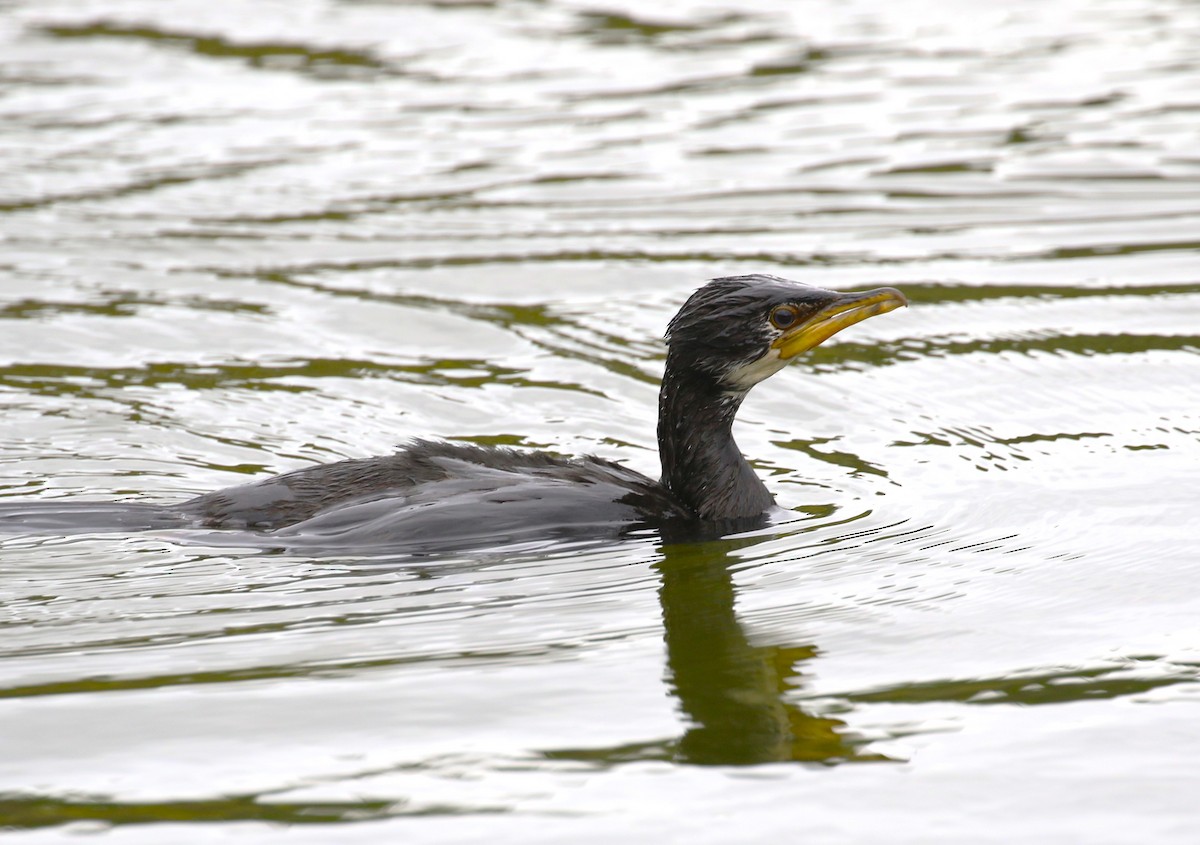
{"left": 664, "top": 275, "right": 907, "bottom": 392}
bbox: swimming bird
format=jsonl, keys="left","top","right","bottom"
{"left": 0, "top": 275, "right": 905, "bottom": 551}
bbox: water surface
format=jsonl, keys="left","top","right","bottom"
{"left": 2, "top": 0, "right": 1199, "bottom": 841}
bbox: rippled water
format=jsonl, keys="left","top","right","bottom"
{"left": 2, "top": 0, "right": 1199, "bottom": 841}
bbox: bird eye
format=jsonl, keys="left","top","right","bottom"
{"left": 770, "top": 305, "right": 799, "bottom": 330}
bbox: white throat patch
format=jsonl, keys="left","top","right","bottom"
{"left": 722, "top": 346, "right": 789, "bottom": 392}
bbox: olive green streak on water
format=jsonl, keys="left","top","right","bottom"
{"left": 219, "top": 272, "right": 663, "bottom": 384}
{"left": 0, "top": 294, "right": 270, "bottom": 319}
{"left": 892, "top": 281, "right": 1200, "bottom": 304}
{"left": 775, "top": 438, "right": 891, "bottom": 479}
{"left": 192, "top": 173, "right": 640, "bottom": 225}
{"left": 0, "top": 794, "right": 467, "bottom": 829}
{"left": 573, "top": 11, "right": 711, "bottom": 42}
{"left": 39, "top": 22, "right": 393, "bottom": 76}
{"left": 0, "top": 644, "right": 575, "bottom": 700}
{"left": 0, "top": 359, "right": 594, "bottom": 397}
{"left": 808, "top": 331, "right": 1200, "bottom": 373}
{"left": 0, "top": 159, "right": 291, "bottom": 214}
{"left": 824, "top": 659, "right": 1200, "bottom": 707}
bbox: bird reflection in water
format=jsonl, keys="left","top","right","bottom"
{"left": 658, "top": 537, "right": 885, "bottom": 765}
{"left": 546, "top": 534, "right": 889, "bottom": 767}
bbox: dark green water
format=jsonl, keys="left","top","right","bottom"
{"left": 1, "top": 0, "right": 1199, "bottom": 841}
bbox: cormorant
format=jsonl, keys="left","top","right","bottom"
{"left": 0, "top": 275, "right": 905, "bottom": 551}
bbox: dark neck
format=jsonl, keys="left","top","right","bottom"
{"left": 657, "top": 365, "right": 774, "bottom": 521}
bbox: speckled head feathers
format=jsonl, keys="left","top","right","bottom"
{"left": 664, "top": 275, "right": 845, "bottom": 388}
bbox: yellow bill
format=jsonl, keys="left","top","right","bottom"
{"left": 771, "top": 287, "right": 908, "bottom": 360}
